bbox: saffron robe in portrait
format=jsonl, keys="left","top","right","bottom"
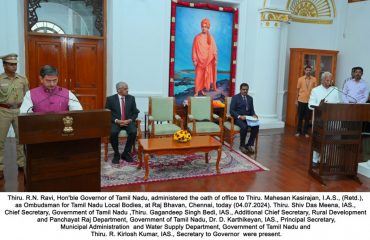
{"left": 192, "top": 33, "right": 218, "bottom": 94}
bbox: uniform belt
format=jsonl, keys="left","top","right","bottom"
{"left": 0, "top": 103, "right": 22, "bottom": 109}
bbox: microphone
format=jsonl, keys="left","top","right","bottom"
{"left": 26, "top": 91, "right": 56, "bottom": 113}
{"left": 321, "top": 86, "right": 358, "bottom": 104}
{"left": 53, "top": 92, "right": 80, "bottom": 103}
{"left": 332, "top": 86, "right": 358, "bottom": 103}
{"left": 27, "top": 88, "right": 80, "bottom": 113}
{"left": 321, "top": 87, "right": 336, "bottom": 103}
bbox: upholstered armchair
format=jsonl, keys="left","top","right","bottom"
{"left": 223, "top": 97, "right": 259, "bottom": 150}
{"left": 148, "top": 96, "right": 183, "bottom": 138}
{"left": 187, "top": 96, "right": 223, "bottom": 143}
{"left": 103, "top": 119, "right": 142, "bottom": 161}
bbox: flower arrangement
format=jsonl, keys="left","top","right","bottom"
{"left": 212, "top": 100, "right": 225, "bottom": 108}
{"left": 173, "top": 130, "right": 192, "bottom": 143}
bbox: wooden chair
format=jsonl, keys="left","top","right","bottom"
{"left": 103, "top": 119, "right": 142, "bottom": 161}
{"left": 187, "top": 96, "right": 223, "bottom": 143}
{"left": 148, "top": 96, "right": 183, "bottom": 138}
{"left": 223, "top": 96, "right": 259, "bottom": 151}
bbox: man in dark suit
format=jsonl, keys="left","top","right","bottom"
{"left": 230, "top": 83, "right": 259, "bottom": 154}
{"left": 105, "top": 82, "right": 139, "bottom": 163}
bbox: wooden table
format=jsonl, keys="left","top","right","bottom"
{"left": 138, "top": 136, "right": 222, "bottom": 181}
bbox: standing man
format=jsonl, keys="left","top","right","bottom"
{"left": 105, "top": 82, "right": 139, "bottom": 164}
{"left": 20, "top": 65, "right": 82, "bottom": 113}
{"left": 192, "top": 18, "right": 218, "bottom": 96}
{"left": 230, "top": 83, "right": 259, "bottom": 154}
{"left": 295, "top": 65, "right": 317, "bottom": 138}
{"left": 342, "top": 66, "right": 368, "bottom": 103}
{"left": 308, "top": 72, "right": 341, "bottom": 167}
{"left": 342, "top": 67, "right": 355, "bottom": 89}
{"left": 0, "top": 53, "right": 29, "bottom": 180}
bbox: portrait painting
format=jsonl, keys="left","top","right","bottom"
{"left": 169, "top": 1, "right": 239, "bottom": 105}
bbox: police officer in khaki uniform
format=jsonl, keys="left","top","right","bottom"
{"left": 0, "top": 53, "right": 29, "bottom": 180}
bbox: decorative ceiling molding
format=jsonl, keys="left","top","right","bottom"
{"left": 260, "top": 9, "right": 290, "bottom": 23}
{"left": 286, "top": 0, "right": 336, "bottom": 24}
{"left": 260, "top": 8, "right": 290, "bottom": 28}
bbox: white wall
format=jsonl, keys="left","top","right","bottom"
{"left": 0, "top": 0, "right": 25, "bottom": 73}
{"left": 336, "top": 1, "right": 370, "bottom": 89}
{"left": 263, "top": 0, "right": 287, "bottom": 9}
{"left": 0, "top": 0, "right": 24, "bottom": 137}
{"left": 107, "top": 0, "right": 172, "bottom": 121}
{"left": 238, "top": 0, "right": 261, "bottom": 95}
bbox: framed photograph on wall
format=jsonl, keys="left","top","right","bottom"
{"left": 169, "top": 0, "right": 239, "bottom": 106}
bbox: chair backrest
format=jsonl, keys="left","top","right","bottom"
{"left": 225, "top": 97, "right": 232, "bottom": 117}
{"left": 149, "top": 97, "right": 174, "bottom": 121}
{"left": 189, "top": 96, "right": 211, "bottom": 120}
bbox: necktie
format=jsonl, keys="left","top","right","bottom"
{"left": 243, "top": 96, "right": 249, "bottom": 111}
{"left": 121, "top": 97, "right": 125, "bottom": 120}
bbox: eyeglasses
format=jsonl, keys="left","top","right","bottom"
{"left": 5, "top": 62, "right": 17, "bottom": 66}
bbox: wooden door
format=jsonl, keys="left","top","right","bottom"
{"left": 286, "top": 49, "right": 309, "bottom": 128}
{"left": 26, "top": 35, "right": 105, "bottom": 109}
{"left": 27, "top": 35, "right": 68, "bottom": 89}
{"left": 67, "top": 38, "right": 104, "bottom": 110}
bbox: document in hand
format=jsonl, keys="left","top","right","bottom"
{"left": 245, "top": 116, "right": 259, "bottom": 127}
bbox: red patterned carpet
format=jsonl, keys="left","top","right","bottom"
{"left": 101, "top": 143, "right": 268, "bottom": 188}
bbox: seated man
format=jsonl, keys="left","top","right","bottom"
{"left": 105, "top": 82, "right": 139, "bottom": 163}
{"left": 20, "top": 65, "right": 82, "bottom": 113}
{"left": 308, "top": 71, "right": 340, "bottom": 167}
{"left": 230, "top": 83, "right": 259, "bottom": 154}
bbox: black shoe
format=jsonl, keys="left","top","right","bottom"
{"left": 246, "top": 146, "right": 255, "bottom": 154}
{"left": 239, "top": 146, "right": 248, "bottom": 154}
{"left": 18, "top": 166, "right": 24, "bottom": 173}
{"left": 112, "top": 154, "right": 120, "bottom": 164}
{"left": 0, "top": 170, "right": 4, "bottom": 180}
{"left": 122, "top": 152, "right": 133, "bottom": 162}
{"left": 312, "top": 162, "right": 319, "bottom": 168}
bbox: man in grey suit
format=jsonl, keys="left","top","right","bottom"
{"left": 105, "top": 82, "right": 139, "bottom": 163}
